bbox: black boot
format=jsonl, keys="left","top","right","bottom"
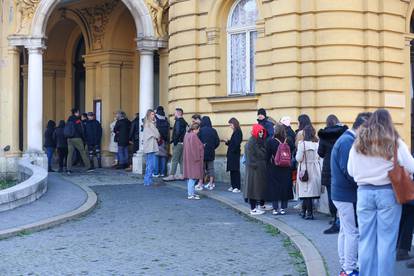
{"left": 305, "top": 210, "right": 314, "bottom": 220}
{"left": 48, "top": 166, "right": 55, "bottom": 173}
{"left": 97, "top": 158, "right": 102, "bottom": 169}
{"left": 323, "top": 224, "right": 339, "bottom": 234}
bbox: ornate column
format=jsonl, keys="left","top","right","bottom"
{"left": 27, "top": 44, "right": 45, "bottom": 153}
{"left": 138, "top": 49, "right": 155, "bottom": 134}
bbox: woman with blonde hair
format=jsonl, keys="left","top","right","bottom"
{"left": 142, "top": 109, "right": 160, "bottom": 186}
{"left": 348, "top": 109, "right": 414, "bottom": 275}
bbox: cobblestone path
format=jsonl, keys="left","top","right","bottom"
{"left": 0, "top": 184, "right": 300, "bottom": 275}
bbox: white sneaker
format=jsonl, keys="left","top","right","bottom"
{"left": 259, "top": 205, "right": 273, "bottom": 211}
{"left": 279, "top": 209, "right": 286, "bottom": 215}
{"left": 272, "top": 210, "right": 279, "bottom": 215}
{"left": 152, "top": 174, "right": 160, "bottom": 178}
{"left": 250, "top": 208, "right": 265, "bottom": 215}
{"left": 228, "top": 187, "right": 234, "bottom": 192}
{"left": 195, "top": 184, "right": 203, "bottom": 191}
{"left": 232, "top": 188, "right": 241, "bottom": 193}
{"left": 176, "top": 175, "right": 185, "bottom": 180}
{"left": 163, "top": 175, "right": 175, "bottom": 181}
{"left": 187, "top": 195, "right": 200, "bottom": 200}
{"left": 204, "top": 184, "right": 214, "bottom": 191}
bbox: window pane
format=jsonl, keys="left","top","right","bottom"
{"left": 230, "top": 0, "right": 258, "bottom": 28}
{"left": 250, "top": 31, "right": 258, "bottom": 93}
{"left": 231, "top": 33, "right": 247, "bottom": 95}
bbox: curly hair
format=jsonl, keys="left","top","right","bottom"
{"left": 354, "top": 109, "right": 399, "bottom": 160}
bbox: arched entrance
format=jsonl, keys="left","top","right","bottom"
{"left": 9, "top": 0, "right": 167, "bottom": 157}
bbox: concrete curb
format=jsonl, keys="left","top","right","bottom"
{"left": 0, "top": 181, "right": 98, "bottom": 240}
{"left": 168, "top": 182, "right": 328, "bottom": 276}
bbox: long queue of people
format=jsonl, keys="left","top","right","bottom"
{"left": 161, "top": 107, "right": 413, "bottom": 276}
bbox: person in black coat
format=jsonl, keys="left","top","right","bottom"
{"left": 85, "top": 112, "right": 103, "bottom": 169}
{"left": 53, "top": 120, "right": 68, "bottom": 172}
{"left": 257, "top": 108, "right": 275, "bottom": 138}
{"left": 129, "top": 113, "right": 140, "bottom": 154}
{"left": 266, "top": 123, "right": 294, "bottom": 215}
{"left": 199, "top": 116, "right": 220, "bottom": 190}
{"left": 114, "top": 111, "right": 131, "bottom": 169}
{"left": 225, "top": 118, "right": 243, "bottom": 192}
{"left": 318, "top": 114, "right": 348, "bottom": 234}
{"left": 44, "top": 120, "right": 56, "bottom": 172}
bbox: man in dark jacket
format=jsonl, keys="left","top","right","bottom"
{"left": 318, "top": 116, "right": 348, "bottom": 234}
{"left": 198, "top": 116, "right": 220, "bottom": 190}
{"left": 155, "top": 106, "right": 170, "bottom": 143}
{"left": 85, "top": 112, "right": 103, "bottom": 169}
{"left": 66, "top": 108, "right": 92, "bottom": 173}
{"left": 53, "top": 120, "right": 68, "bottom": 173}
{"left": 114, "top": 111, "right": 131, "bottom": 169}
{"left": 163, "top": 108, "right": 188, "bottom": 181}
{"left": 257, "top": 108, "right": 274, "bottom": 138}
{"left": 129, "top": 113, "right": 140, "bottom": 154}
{"left": 331, "top": 112, "right": 371, "bottom": 276}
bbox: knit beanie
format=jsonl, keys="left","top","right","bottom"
{"left": 257, "top": 108, "right": 267, "bottom": 117}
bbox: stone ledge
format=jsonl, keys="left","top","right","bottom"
{"left": 167, "top": 182, "right": 328, "bottom": 276}
{"left": 0, "top": 158, "right": 48, "bottom": 212}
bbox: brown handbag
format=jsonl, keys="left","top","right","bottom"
{"left": 388, "top": 143, "right": 414, "bottom": 204}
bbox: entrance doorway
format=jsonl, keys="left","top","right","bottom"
{"left": 74, "top": 36, "right": 86, "bottom": 113}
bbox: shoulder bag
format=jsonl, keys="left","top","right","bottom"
{"left": 299, "top": 142, "right": 309, "bottom": 182}
{"left": 388, "top": 142, "right": 414, "bottom": 204}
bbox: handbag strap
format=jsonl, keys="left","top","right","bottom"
{"left": 393, "top": 141, "right": 398, "bottom": 167}
{"left": 303, "top": 142, "right": 308, "bottom": 171}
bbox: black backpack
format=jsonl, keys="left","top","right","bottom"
{"left": 64, "top": 121, "right": 76, "bottom": 138}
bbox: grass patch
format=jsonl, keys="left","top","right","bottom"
{"left": 283, "top": 237, "right": 307, "bottom": 275}
{"left": 265, "top": 224, "right": 280, "bottom": 236}
{"left": 17, "top": 230, "right": 31, "bottom": 237}
{"left": 0, "top": 179, "right": 16, "bottom": 190}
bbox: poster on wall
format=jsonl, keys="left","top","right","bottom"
{"left": 94, "top": 100, "right": 102, "bottom": 123}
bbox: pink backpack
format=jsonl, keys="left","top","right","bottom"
{"left": 274, "top": 138, "right": 291, "bottom": 167}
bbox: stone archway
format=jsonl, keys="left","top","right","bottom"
{"left": 9, "top": 0, "right": 168, "bottom": 157}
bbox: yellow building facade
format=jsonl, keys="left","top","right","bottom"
{"left": 1, "top": 0, "right": 414, "bottom": 173}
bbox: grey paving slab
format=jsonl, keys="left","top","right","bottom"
{"left": 0, "top": 173, "right": 87, "bottom": 231}
{"left": 0, "top": 184, "right": 300, "bottom": 276}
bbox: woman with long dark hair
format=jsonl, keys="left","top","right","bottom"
{"left": 348, "top": 109, "right": 414, "bottom": 275}
{"left": 296, "top": 125, "right": 321, "bottom": 219}
{"left": 295, "top": 114, "right": 313, "bottom": 147}
{"left": 225, "top": 118, "right": 243, "bottom": 193}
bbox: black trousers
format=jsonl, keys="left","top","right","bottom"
{"left": 250, "top": 199, "right": 265, "bottom": 210}
{"left": 57, "top": 147, "right": 68, "bottom": 169}
{"left": 230, "top": 170, "right": 241, "bottom": 189}
{"left": 302, "top": 198, "right": 314, "bottom": 214}
{"left": 397, "top": 204, "right": 414, "bottom": 251}
{"left": 326, "top": 185, "right": 338, "bottom": 219}
{"left": 273, "top": 200, "right": 288, "bottom": 210}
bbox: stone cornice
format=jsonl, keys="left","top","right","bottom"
{"left": 136, "top": 36, "right": 168, "bottom": 51}
{"left": 8, "top": 35, "right": 47, "bottom": 50}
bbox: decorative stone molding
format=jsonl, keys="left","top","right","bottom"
{"left": 206, "top": 27, "right": 220, "bottom": 45}
{"left": 145, "top": 0, "right": 169, "bottom": 38}
{"left": 77, "top": 0, "right": 120, "bottom": 50}
{"left": 8, "top": 35, "right": 46, "bottom": 49}
{"left": 136, "top": 36, "right": 168, "bottom": 51}
{"left": 16, "top": 0, "right": 41, "bottom": 34}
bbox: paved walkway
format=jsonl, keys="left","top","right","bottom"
{"left": 166, "top": 179, "right": 414, "bottom": 276}
{"left": 0, "top": 182, "right": 302, "bottom": 275}
{"left": 0, "top": 173, "right": 87, "bottom": 231}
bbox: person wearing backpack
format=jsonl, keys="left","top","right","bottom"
{"left": 318, "top": 115, "right": 348, "bottom": 234}
{"left": 53, "top": 120, "right": 68, "bottom": 173}
{"left": 266, "top": 123, "right": 294, "bottom": 215}
{"left": 65, "top": 108, "right": 93, "bottom": 174}
{"left": 296, "top": 125, "right": 321, "bottom": 220}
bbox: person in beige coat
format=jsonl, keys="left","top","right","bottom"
{"left": 296, "top": 125, "right": 321, "bottom": 220}
{"left": 142, "top": 109, "right": 160, "bottom": 186}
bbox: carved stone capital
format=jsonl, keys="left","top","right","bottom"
{"left": 136, "top": 36, "right": 167, "bottom": 51}
{"left": 8, "top": 35, "right": 47, "bottom": 50}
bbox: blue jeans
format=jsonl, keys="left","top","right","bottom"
{"left": 187, "top": 179, "right": 197, "bottom": 197}
{"left": 118, "top": 146, "right": 129, "bottom": 165}
{"left": 154, "top": 156, "right": 167, "bottom": 175}
{"left": 46, "top": 147, "right": 55, "bottom": 168}
{"left": 144, "top": 153, "right": 156, "bottom": 186}
{"left": 357, "top": 185, "right": 402, "bottom": 276}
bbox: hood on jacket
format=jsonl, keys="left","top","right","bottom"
{"left": 318, "top": 124, "right": 348, "bottom": 141}
{"left": 57, "top": 120, "right": 65, "bottom": 128}
{"left": 251, "top": 124, "right": 267, "bottom": 140}
{"left": 46, "top": 120, "right": 56, "bottom": 129}
{"left": 156, "top": 114, "right": 166, "bottom": 120}
{"left": 201, "top": 116, "right": 212, "bottom": 128}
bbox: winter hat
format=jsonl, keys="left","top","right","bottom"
{"left": 280, "top": 116, "right": 291, "bottom": 127}
{"left": 257, "top": 108, "right": 267, "bottom": 117}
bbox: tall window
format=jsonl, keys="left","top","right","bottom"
{"left": 227, "top": 0, "right": 258, "bottom": 95}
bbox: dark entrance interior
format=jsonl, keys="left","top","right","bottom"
{"left": 74, "top": 36, "right": 86, "bottom": 113}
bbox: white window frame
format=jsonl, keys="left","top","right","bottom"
{"left": 227, "top": 0, "right": 258, "bottom": 96}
